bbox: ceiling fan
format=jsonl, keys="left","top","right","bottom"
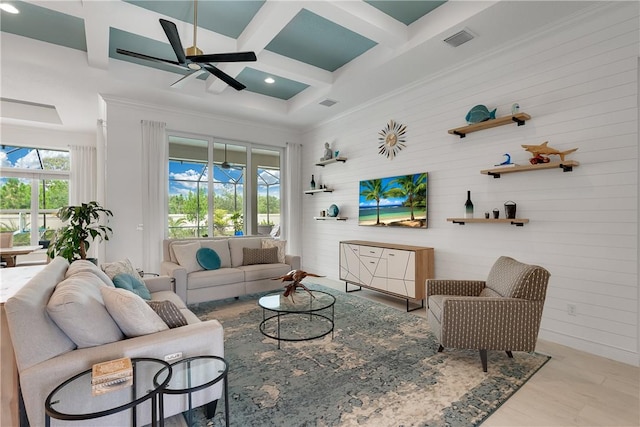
{"left": 221, "top": 144, "right": 231, "bottom": 169}
{"left": 116, "top": 0, "right": 256, "bottom": 91}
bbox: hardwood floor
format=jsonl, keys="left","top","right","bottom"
{"left": 315, "top": 278, "right": 640, "bottom": 427}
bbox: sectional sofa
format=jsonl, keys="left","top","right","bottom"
{"left": 5, "top": 257, "right": 224, "bottom": 426}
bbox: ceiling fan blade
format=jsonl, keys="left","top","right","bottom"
{"left": 171, "top": 70, "right": 202, "bottom": 88}
{"left": 116, "top": 48, "right": 185, "bottom": 70}
{"left": 187, "top": 51, "right": 257, "bottom": 63}
{"left": 159, "top": 19, "right": 187, "bottom": 64}
{"left": 203, "top": 64, "right": 246, "bottom": 91}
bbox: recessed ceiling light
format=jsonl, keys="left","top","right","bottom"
{"left": 264, "top": 77, "right": 275, "bottom": 84}
{"left": 0, "top": 3, "right": 19, "bottom": 13}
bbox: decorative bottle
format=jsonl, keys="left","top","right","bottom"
{"left": 465, "top": 190, "right": 474, "bottom": 218}
{"left": 310, "top": 175, "right": 316, "bottom": 190}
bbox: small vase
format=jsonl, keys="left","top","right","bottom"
{"left": 310, "top": 175, "right": 316, "bottom": 190}
{"left": 464, "top": 190, "right": 474, "bottom": 218}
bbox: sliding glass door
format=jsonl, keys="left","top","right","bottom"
{"left": 168, "top": 134, "right": 281, "bottom": 238}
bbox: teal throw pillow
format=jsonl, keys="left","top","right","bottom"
{"left": 196, "top": 247, "right": 221, "bottom": 270}
{"left": 112, "top": 273, "right": 152, "bottom": 300}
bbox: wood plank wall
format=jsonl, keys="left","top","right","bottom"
{"left": 301, "top": 2, "right": 639, "bottom": 365}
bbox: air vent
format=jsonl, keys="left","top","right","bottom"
{"left": 443, "top": 29, "right": 475, "bottom": 47}
{"left": 319, "top": 99, "right": 338, "bottom": 107}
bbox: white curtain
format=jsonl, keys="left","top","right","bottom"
{"left": 68, "top": 145, "right": 96, "bottom": 205}
{"left": 68, "top": 144, "right": 98, "bottom": 258}
{"left": 141, "top": 120, "right": 167, "bottom": 273}
{"left": 284, "top": 142, "right": 302, "bottom": 256}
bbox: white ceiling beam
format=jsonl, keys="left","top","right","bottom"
{"left": 236, "top": 0, "right": 303, "bottom": 53}
{"left": 204, "top": 53, "right": 334, "bottom": 95}
{"left": 82, "top": 1, "right": 111, "bottom": 69}
{"left": 256, "top": 51, "right": 333, "bottom": 87}
{"left": 25, "top": 0, "right": 83, "bottom": 16}
{"left": 305, "top": 0, "right": 409, "bottom": 46}
{"left": 286, "top": 84, "right": 333, "bottom": 115}
{"left": 408, "top": 1, "right": 500, "bottom": 49}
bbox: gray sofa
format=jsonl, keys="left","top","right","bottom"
{"left": 161, "top": 237, "right": 300, "bottom": 304}
{"left": 5, "top": 257, "right": 224, "bottom": 426}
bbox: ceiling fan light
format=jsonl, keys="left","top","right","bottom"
{"left": 0, "top": 3, "right": 19, "bottom": 13}
{"left": 185, "top": 45, "right": 203, "bottom": 57}
{"left": 187, "top": 63, "right": 202, "bottom": 70}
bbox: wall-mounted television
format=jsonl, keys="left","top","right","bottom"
{"left": 359, "top": 172, "right": 428, "bottom": 228}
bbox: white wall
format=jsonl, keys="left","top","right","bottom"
{"left": 102, "top": 97, "right": 301, "bottom": 269}
{"left": 301, "top": 2, "right": 639, "bottom": 366}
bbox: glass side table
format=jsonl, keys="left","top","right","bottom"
{"left": 155, "top": 355, "right": 229, "bottom": 427}
{"left": 45, "top": 357, "right": 171, "bottom": 427}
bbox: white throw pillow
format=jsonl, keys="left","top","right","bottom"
{"left": 200, "top": 239, "right": 232, "bottom": 268}
{"left": 228, "top": 237, "right": 262, "bottom": 267}
{"left": 262, "top": 239, "right": 286, "bottom": 263}
{"left": 100, "top": 258, "right": 149, "bottom": 293}
{"left": 101, "top": 258, "right": 139, "bottom": 281}
{"left": 67, "top": 259, "right": 115, "bottom": 287}
{"left": 172, "top": 242, "right": 203, "bottom": 273}
{"left": 47, "top": 273, "right": 124, "bottom": 348}
{"left": 100, "top": 287, "right": 168, "bottom": 337}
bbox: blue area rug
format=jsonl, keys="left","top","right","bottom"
{"left": 189, "top": 284, "right": 549, "bottom": 426}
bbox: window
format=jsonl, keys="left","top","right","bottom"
{"left": 253, "top": 148, "right": 280, "bottom": 236}
{"left": 0, "top": 146, "right": 69, "bottom": 246}
{"left": 168, "top": 135, "right": 281, "bottom": 238}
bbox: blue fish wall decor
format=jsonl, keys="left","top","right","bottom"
{"left": 465, "top": 105, "right": 497, "bottom": 124}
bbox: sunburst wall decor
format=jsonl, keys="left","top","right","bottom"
{"left": 378, "top": 119, "right": 407, "bottom": 159}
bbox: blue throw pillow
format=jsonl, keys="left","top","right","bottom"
{"left": 112, "top": 273, "right": 152, "bottom": 300}
{"left": 196, "top": 247, "right": 221, "bottom": 270}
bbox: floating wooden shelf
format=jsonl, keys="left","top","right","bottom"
{"left": 447, "top": 218, "right": 529, "bottom": 227}
{"left": 448, "top": 113, "right": 531, "bottom": 138}
{"left": 481, "top": 160, "right": 579, "bottom": 178}
{"left": 304, "top": 188, "right": 334, "bottom": 195}
{"left": 314, "top": 216, "right": 348, "bottom": 221}
{"left": 315, "top": 156, "right": 347, "bottom": 167}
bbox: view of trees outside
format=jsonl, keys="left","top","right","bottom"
{"left": 0, "top": 146, "right": 69, "bottom": 246}
{"left": 168, "top": 160, "right": 280, "bottom": 238}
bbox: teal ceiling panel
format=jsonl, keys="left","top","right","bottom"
{"left": 124, "top": 1, "right": 265, "bottom": 39}
{"left": 236, "top": 68, "right": 309, "bottom": 100}
{"left": 0, "top": 0, "right": 86, "bottom": 51}
{"left": 365, "top": 1, "right": 447, "bottom": 25}
{"left": 265, "top": 9, "right": 377, "bottom": 72}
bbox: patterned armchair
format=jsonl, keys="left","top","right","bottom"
{"left": 426, "top": 256, "right": 550, "bottom": 372}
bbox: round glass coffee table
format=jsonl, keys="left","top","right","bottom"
{"left": 259, "top": 290, "right": 336, "bottom": 349}
{"left": 45, "top": 357, "right": 171, "bottom": 427}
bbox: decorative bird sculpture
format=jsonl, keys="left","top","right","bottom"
{"left": 272, "top": 270, "right": 324, "bottom": 301}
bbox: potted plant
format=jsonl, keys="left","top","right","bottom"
{"left": 47, "top": 201, "right": 113, "bottom": 263}
{"left": 230, "top": 212, "right": 243, "bottom": 236}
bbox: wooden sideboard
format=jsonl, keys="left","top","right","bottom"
{"left": 339, "top": 240, "right": 434, "bottom": 311}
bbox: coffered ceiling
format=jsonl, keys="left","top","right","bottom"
{"left": 0, "top": 1, "right": 602, "bottom": 133}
